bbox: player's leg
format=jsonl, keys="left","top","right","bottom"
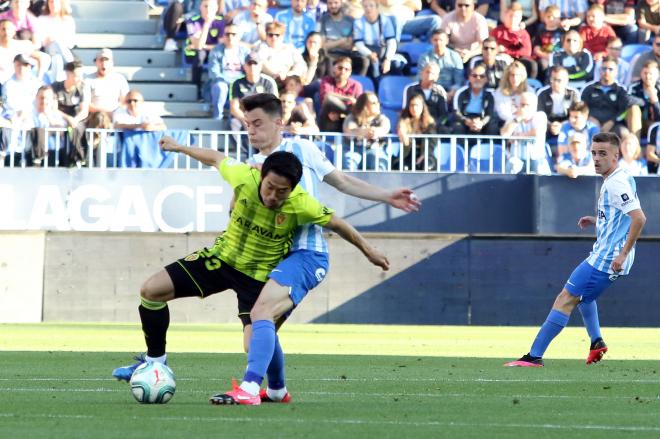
{"left": 112, "top": 269, "right": 176, "bottom": 380}
{"left": 578, "top": 300, "right": 609, "bottom": 364}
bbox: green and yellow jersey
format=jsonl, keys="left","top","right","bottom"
{"left": 211, "top": 157, "right": 334, "bottom": 282}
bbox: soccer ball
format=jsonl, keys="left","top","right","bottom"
{"left": 129, "top": 361, "right": 176, "bottom": 404}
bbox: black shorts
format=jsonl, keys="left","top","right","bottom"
{"left": 164, "top": 247, "right": 264, "bottom": 326}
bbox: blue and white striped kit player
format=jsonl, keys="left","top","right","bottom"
{"left": 250, "top": 137, "right": 335, "bottom": 305}
{"left": 586, "top": 167, "right": 640, "bottom": 276}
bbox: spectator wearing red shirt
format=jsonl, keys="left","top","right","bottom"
{"left": 579, "top": 4, "right": 616, "bottom": 61}
{"left": 490, "top": 2, "right": 536, "bottom": 78}
{"left": 319, "top": 56, "right": 363, "bottom": 132}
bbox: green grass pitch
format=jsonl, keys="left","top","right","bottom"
{"left": 1, "top": 323, "right": 660, "bottom": 438}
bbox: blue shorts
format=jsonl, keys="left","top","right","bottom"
{"left": 268, "top": 250, "right": 329, "bottom": 306}
{"left": 564, "top": 261, "right": 616, "bottom": 303}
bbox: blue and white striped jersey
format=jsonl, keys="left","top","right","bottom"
{"left": 586, "top": 167, "right": 641, "bottom": 275}
{"left": 250, "top": 138, "right": 336, "bottom": 253}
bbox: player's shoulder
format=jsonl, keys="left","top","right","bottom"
{"left": 604, "top": 167, "right": 634, "bottom": 191}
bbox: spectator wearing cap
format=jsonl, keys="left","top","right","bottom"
{"left": 0, "top": 19, "right": 49, "bottom": 84}
{"left": 207, "top": 23, "right": 250, "bottom": 119}
{"left": 229, "top": 52, "right": 278, "bottom": 132}
{"left": 0, "top": 0, "right": 38, "bottom": 44}
{"left": 319, "top": 56, "right": 363, "bottom": 132}
{"left": 439, "top": 0, "right": 489, "bottom": 63}
{"left": 274, "top": 0, "right": 316, "bottom": 52}
{"left": 256, "top": 21, "right": 306, "bottom": 84}
{"left": 52, "top": 59, "right": 90, "bottom": 166}
{"left": 184, "top": 0, "right": 225, "bottom": 99}
{"left": 555, "top": 132, "right": 595, "bottom": 178}
{"left": 2, "top": 54, "right": 42, "bottom": 128}
{"left": 84, "top": 48, "right": 129, "bottom": 129}
{"left": 232, "top": 0, "right": 273, "bottom": 47}
{"left": 113, "top": 90, "right": 167, "bottom": 131}
{"left": 418, "top": 29, "right": 464, "bottom": 102}
{"left": 36, "top": 0, "right": 76, "bottom": 82}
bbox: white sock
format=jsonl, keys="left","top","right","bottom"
{"left": 266, "top": 387, "right": 288, "bottom": 401}
{"left": 240, "top": 381, "right": 260, "bottom": 396}
{"left": 145, "top": 354, "right": 167, "bottom": 364}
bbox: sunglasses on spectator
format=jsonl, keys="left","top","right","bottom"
{"left": 457, "top": 3, "right": 472, "bottom": 7}
{"left": 470, "top": 73, "right": 486, "bottom": 78}
{"left": 267, "top": 33, "right": 281, "bottom": 37}
{"left": 225, "top": 32, "right": 237, "bottom": 36}
{"left": 601, "top": 66, "right": 616, "bottom": 71}
{"left": 127, "top": 99, "right": 140, "bottom": 103}
{"left": 654, "top": 41, "right": 660, "bottom": 46}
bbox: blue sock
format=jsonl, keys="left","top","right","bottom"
{"left": 530, "top": 309, "right": 570, "bottom": 358}
{"left": 578, "top": 301, "right": 602, "bottom": 343}
{"left": 243, "top": 320, "right": 276, "bottom": 385}
{"left": 266, "top": 335, "right": 286, "bottom": 390}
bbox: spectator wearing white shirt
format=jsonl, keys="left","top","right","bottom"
{"left": 84, "top": 48, "right": 129, "bottom": 129}
{"left": 555, "top": 132, "right": 595, "bottom": 178}
{"left": 0, "top": 19, "right": 49, "bottom": 84}
{"left": 36, "top": 0, "right": 76, "bottom": 82}
{"left": 256, "top": 21, "right": 307, "bottom": 85}
{"left": 113, "top": 90, "right": 167, "bottom": 131}
{"left": 31, "top": 84, "right": 68, "bottom": 166}
{"left": 500, "top": 91, "right": 551, "bottom": 174}
{"left": 618, "top": 134, "right": 648, "bottom": 176}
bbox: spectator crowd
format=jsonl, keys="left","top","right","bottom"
{"left": 1, "top": 0, "right": 660, "bottom": 175}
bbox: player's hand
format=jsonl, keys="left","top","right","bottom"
{"left": 610, "top": 252, "right": 627, "bottom": 273}
{"left": 387, "top": 188, "right": 421, "bottom": 212}
{"left": 367, "top": 248, "right": 390, "bottom": 271}
{"left": 578, "top": 216, "right": 596, "bottom": 229}
{"left": 159, "top": 136, "right": 179, "bottom": 152}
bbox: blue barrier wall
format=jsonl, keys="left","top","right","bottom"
{"left": 313, "top": 236, "right": 660, "bottom": 327}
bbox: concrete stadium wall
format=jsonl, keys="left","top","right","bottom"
{"left": 1, "top": 232, "right": 658, "bottom": 327}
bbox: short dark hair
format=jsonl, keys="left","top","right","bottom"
{"left": 592, "top": 132, "right": 620, "bottom": 150}
{"left": 569, "top": 101, "right": 589, "bottom": 114}
{"left": 261, "top": 151, "right": 303, "bottom": 189}
{"left": 601, "top": 55, "right": 618, "bottom": 65}
{"left": 64, "top": 59, "right": 83, "bottom": 72}
{"left": 240, "top": 93, "right": 283, "bottom": 118}
{"left": 333, "top": 56, "right": 352, "bottom": 66}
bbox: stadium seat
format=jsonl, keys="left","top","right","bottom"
{"left": 468, "top": 142, "right": 505, "bottom": 173}
{"left": 435, "top": 143, "right": 466, "bottom": 172}
{"left": 645, "top": 121, "right": 660, "bottom": 147}
{"left": 351, "top": 75, "right": 375, "bottom": 93}
{"left": 381, "top": 108, "right": 400, "bottom": 134}
{"left": 398, "top": 42, "right": 432, "bottom": 75}
{"left": 527, "top": 78, "right": 543, "bottom": 92}
{"left": 378, "top": 75, "right": 414, "bottom": 110}
{"left": 621, "top": 44, "right": 651, "bottom": 63}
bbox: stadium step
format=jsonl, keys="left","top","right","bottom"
{"left": 143, "top": 101, "right": 211, "bottom": 117}
{"left": 137, "top": 83, "right": 198, "bottom": 101}
{"left": 81, "top": 66, "right": 190, "bottom": 82}
{"left": 71, "top": 1, "right": 150, "bottom": 20}
{"left": 76, "top": 19, "right": 159, "bottom": 35}
{"left": 74, "top": 34, "right": 164, "bottom": 50}
{"left": 163, "top": 117, "right": 222, "bottom": 131}
{"left": 73, "top": 49, "right": 178, "bottom": 68}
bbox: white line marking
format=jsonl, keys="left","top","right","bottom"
{"left": 0, "top": 412, "right": 659, "bottom": 432}
{"left": 1, "top": 387, "right": 658, "bottom": 402}
{"left": 2, "top": 377, "right": 660, "bottom": 384}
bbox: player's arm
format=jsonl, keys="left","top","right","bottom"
{"left": 323, "top": 214, "right": 390, "bottom": 271}
{"left": 159, "top": 136, "right": 225, "bottom": 168}
{"left": 323, "top": 170, "right": 421, "bottom": 212}
{"left": 611, "top": 208, "right": 647, "bottom": 272}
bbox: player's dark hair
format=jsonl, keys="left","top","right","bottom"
{"left": 240, "top": 93, "right": 283, "bottom": 119}
{"left": 261, "top": 151, "right": 303, "bottom": 189}
{"left": 64, "top": 59, "right": 83, "bottom": 72}
{"left": 592, "top": 132, "right": 620, "bottom": 151}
